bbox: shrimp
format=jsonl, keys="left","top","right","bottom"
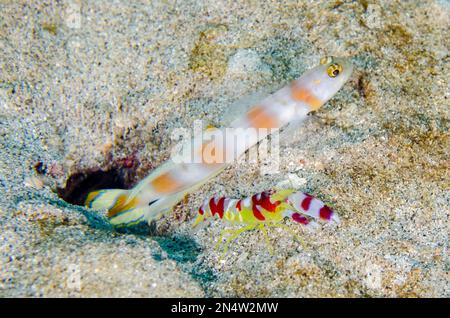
{"left": 193, "top": 189, "right": 340, "bottom": 254}
{"left": 85, "top": 57, "right": 353, "bottom": 227}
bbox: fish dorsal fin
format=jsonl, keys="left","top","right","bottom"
{"left": 221, "top": 86, "right": 281, "bottom": 127}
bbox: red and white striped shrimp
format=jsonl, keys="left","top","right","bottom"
{"left": 85, "top": 57, "right": 352, "bottom": 227}
{"left": 193, "top": 189, "right": 339, "bottom": 254}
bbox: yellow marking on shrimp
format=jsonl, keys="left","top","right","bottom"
{"left": 224, "top": 210, "right": 234, "bottom": 221}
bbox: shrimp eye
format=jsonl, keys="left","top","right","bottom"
{"left": 327, "top": 63, "right": 342, "bottom": 78}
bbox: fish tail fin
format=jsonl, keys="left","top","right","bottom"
{"left": 85, "top": 189, "right": 147, "bottom": 227}
{"left": 85, "top": 189, "right": 129, "bottom": 210}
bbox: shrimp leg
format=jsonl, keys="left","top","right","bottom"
{"left": 218, "top": 224, "right": 256, "bottom": 255}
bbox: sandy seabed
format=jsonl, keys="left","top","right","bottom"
{"left": 0, "top": 0, "right": 448, "bottom": 297}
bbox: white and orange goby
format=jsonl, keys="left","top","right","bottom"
{"left": 85, "top": 56, "right": 353, "bottom": 227}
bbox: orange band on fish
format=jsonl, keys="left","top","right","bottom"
{"left": 290, "top": 85, "right": 323, "bottom": 111}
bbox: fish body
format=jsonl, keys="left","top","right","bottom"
{"left": 85, "top": 57, "right": 353, "bottom": 227}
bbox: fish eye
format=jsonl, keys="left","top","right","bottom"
{"left": 327, "top": 63, "right": 343, "bottom": 78}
